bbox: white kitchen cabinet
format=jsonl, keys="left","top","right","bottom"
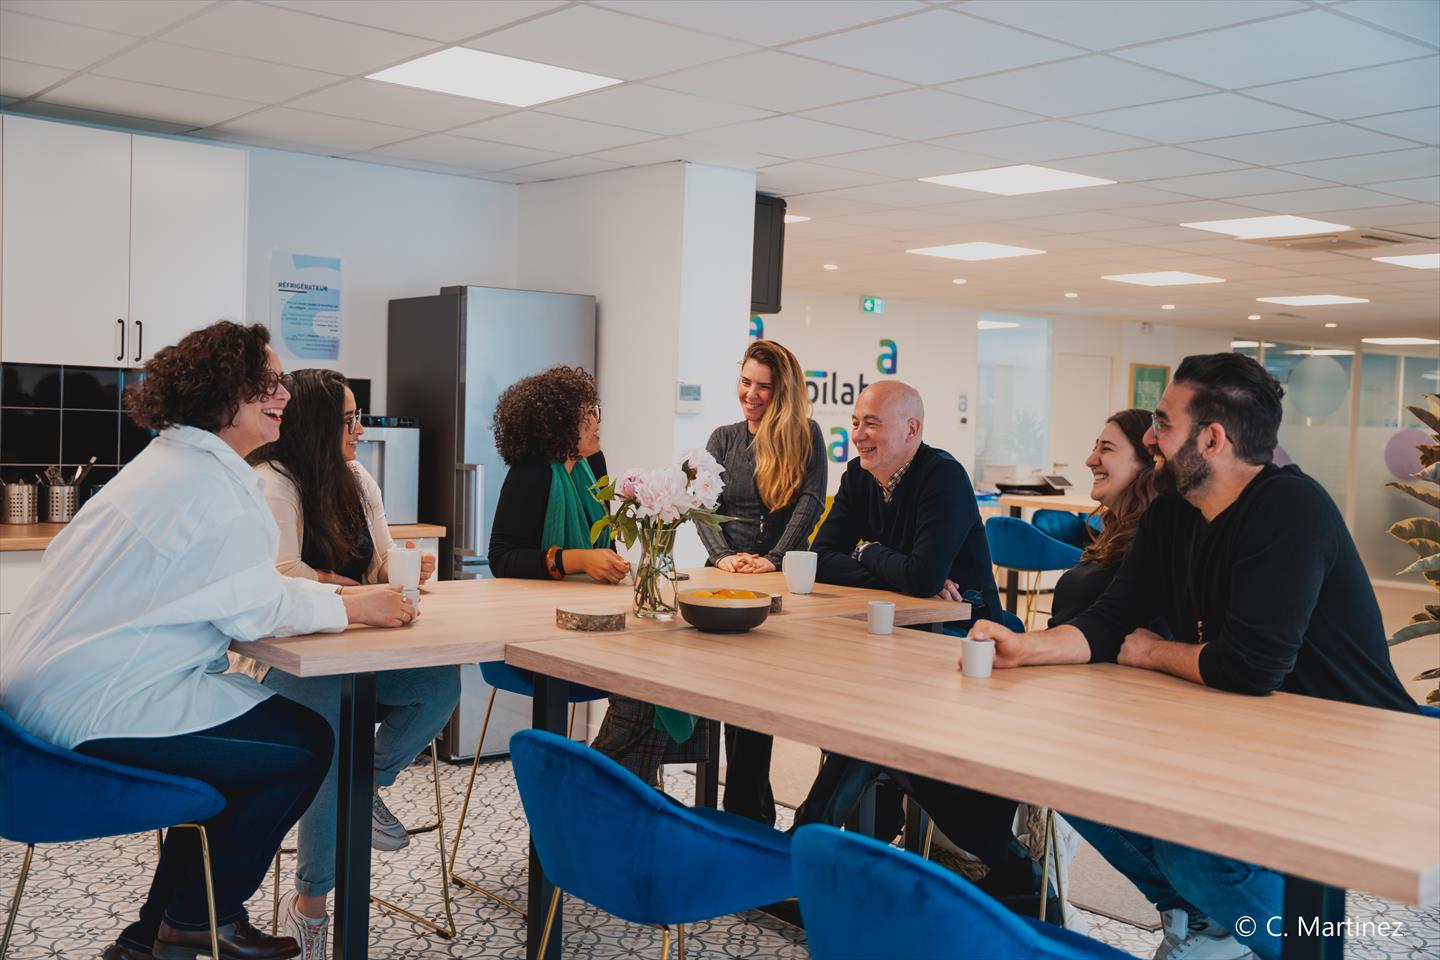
{"left": 129, "top": 136, "right": 247, "bottom": 363}
{"left": 1, "top": 115, "right": 132, "bottom": 367}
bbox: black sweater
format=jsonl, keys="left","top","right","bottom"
{"left": 813, "top": 443, "right": 1001, "bottom": 628}
{"left": 1070, "top": 463, "right": 1416, "bottom": 711}
{"left": 488, "top": 452, "right": 607, "bottom": 580}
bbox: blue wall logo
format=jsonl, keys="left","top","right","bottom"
{"left": 877, "top": 338, "right": 897, "bottom": 374}
{"left": 827, "top": 427, "right": 850, "bottom": 463}
{"left": 749, "top": 315, "right": 764, "bottom": 340}
{"left": 804, "top": 339, "right": 898, "bottom": 409}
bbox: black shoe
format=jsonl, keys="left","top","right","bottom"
{"left": 100, "top": 944, "right": 153, "bottom": 960}
{"left": 977, "top": 842, "right": 1066, "bottom": 926}
{"left": 152, "top": 919, "right": 301, "bottom": 960}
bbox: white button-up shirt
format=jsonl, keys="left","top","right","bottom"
{"left": 1, "top": 425, "right": 347, "bottom": 749}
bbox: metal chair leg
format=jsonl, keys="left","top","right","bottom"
{"left": 921, "top": 820, "right": 935, "bottom": 860}
{"left": 270, "top": 846, "right": 287, "bottom": 935}
{"left": 155, "top": 829, "right": 164, "bottom": 859}
{"left": 370, "top": 739, "right": 458, "bottom": 937}
{"left": 1, "top": 843, "right": 34, "bottom": 959}
{"left": 171, "top": 824, "right": 220, "bottom": 960}
{"left": 1039, "top": 807, "right": 1053, "bottom": 924}
{"left": 659, "top": 925, "right": 673, "bottom": 960}
{"left": 536, "top": 887, "right": 562, "bottom": 958}
{"left": 448, "top": 689, "right": 529, "bottom": 918}
{"left": 677, "top": 921, "right": 686, "bottom": 960}
{"left": 1047, "top": 808, "right": 1067, "bottom": 927}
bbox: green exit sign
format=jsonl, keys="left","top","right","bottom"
{"left": 860, "top": 296, "right": 886, "bottom": 314}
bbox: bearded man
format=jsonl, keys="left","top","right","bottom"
{"left": 968, "top": 351, "right": 1415, "bottom": 960}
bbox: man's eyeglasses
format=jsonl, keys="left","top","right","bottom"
{"left": 258, "top": 371, "right": 295, "bottom": 397}
{"left": 342, "top": 409, "right": 364, "bottom": 432}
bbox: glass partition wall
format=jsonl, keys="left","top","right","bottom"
{"left": 976, "top": 315, "right": 1051, "bottom": 490}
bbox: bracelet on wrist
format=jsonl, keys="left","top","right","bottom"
{"left": 544, "top": 545, "right": 565, "bottom": 580}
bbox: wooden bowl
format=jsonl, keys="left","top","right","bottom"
{"left": 677, "top": 588, "right": 772, "bottom": 633}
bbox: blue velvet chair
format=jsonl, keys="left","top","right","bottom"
{"left": 510, "top": 729, "right": 793, "bottom": 958}
{"left": 1420, "top": 705, "right": 1440, "bottom": 719}
{"left": 0, "top": 709, "right": 225, "bottom": 959}
{"left": 985, "top": 516, "right": 1083, "bottom": 630}
{"left": 793, "top": 825, "right": 1129, "bottom": 960}
{"left": 448, "top": 661, "right": 608, "bottom": 918}
{"left": 1032, "top": 509, "right": 1098, "bottom": 550}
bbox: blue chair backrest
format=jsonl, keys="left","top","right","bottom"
{"left": 984, "top": 517, "right": 1083, "bottom": 572}
{"left": 0, "top": 710, "right": 224, "bottom": 845}
{"left": 479, "top": 660, "right": 607, "bottom": 702}
{"left": 793, "top": 825, "right": 1129, "bottom": 960}
{"left": 509, "top": 729, "right": 790, "bottom": 925}
{"left": 1032, "top": 510, "right": 1091, "bottom": 550}
{"left": 1420, "top": 705, "right": 1440, "bottom": 719}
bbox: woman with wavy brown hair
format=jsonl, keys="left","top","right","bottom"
{"left": 696, "top": 339, "right": 827, "bottom": 824}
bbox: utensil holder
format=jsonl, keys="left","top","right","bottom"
{"left": 45, "top": 485, "right": 78, "bottom": 523}
{"left": 3, "top": 485, "right": 38, "bottom": 524}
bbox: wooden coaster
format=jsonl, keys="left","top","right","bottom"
{"left": 556, "top": 606, "right": 627, "bottom": 632}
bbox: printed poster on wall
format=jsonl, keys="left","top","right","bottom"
{"left": 1129, "top": 363, "right": 1169, "bottom": 410}
{"left": 270, "top": 251, "right": 341, "bottom": 361}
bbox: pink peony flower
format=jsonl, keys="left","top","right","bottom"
{"left": 616, "top": 470, "right": 642, "bottom": 499}
{"left": 632, "top": 466, "right": 694, "bottom": 523}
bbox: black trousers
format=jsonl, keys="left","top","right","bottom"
{"left": 794, "top": 754, "right": 1020, "bottom": 866}
{"left": 76, "top": 694, "right": 333, "bottom": 947}
{"left": 722, "top": 724, "right": 776, "bottom": 826}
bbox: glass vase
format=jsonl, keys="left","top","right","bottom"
{"left": 633, "top": 522, "right": 678, "bottom": 620}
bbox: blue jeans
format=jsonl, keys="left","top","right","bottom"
{"left": 263, "top": 665, "right": 461, "bottom": 896}
{"left": 1068, "top": 816, "right": 1284, "bottom": 960}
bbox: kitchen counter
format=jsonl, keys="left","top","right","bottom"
{"left": 1, "top": 522, "right": 447, "bottom": 552}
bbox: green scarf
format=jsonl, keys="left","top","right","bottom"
{"left": 542, "top": 459, "right": 609, "bottom": 553}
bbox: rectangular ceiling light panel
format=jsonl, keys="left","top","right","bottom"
{"left": 1101, "top": 271, "right": 1226, "bottom": 286}
{"left": 1255, "top": 295, "right": 1370, "bottom": 305}
{"left": 369, "top": 47, "right": 620, "bottom": 107}
{"left": 907, "top": 242, "right": 1047, "bottom": 261}
{"left": 1179, "top": 215, "right": 1352, "bottom": 239}
{"left": 920, "top": 164, "right": 1115, "bottom": 196}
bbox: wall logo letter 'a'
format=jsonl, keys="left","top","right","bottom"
{"left": 749, "top": 315, "right": 764, "bottom": 340}
{"left": 876, "top": 339, "right": 897, "bottom": 375}
{"left": 828, "top": 427, "right": 850, "bottom": 463}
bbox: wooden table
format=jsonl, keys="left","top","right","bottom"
{"left": 508, "top": 614, "right": 1440, "bottom": 960}
{"left": 996, "top": 493, "right": 1100, "bottom": 613}
{"left": 236, "top": 571, "right": 963, "bottom": 959}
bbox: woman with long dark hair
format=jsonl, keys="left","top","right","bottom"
{"left": 244, "top": 369, "right": 459, "bottom": 954}
{"left": 1, "top": 322, "right": 412, "bottom": 960}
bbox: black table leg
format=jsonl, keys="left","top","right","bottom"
{"left": 1005, "top": 505, "right": 1022, "bottom": 614}
{"left": 693, "top": 720, "right": 722, "bottom": 808}
{"left": 1281, "top": 876, "right": 1345, "bottom": 960}
{"left": 527, "top": 675, "right": 568, "bottom": 960}
{"left": 334, "top": 672, "right": 376, "bottom": 960}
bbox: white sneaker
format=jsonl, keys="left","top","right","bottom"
{"left": 371, "top": 790, "right": 410, "bottom": 851}
{"left": 278, "top": 891, "right": 329, "bottom": 960}
{"left": 1153, "top": 908, "right": 1255, "bottom": 960}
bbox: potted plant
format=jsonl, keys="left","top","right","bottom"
{"left": 1384, "top": 392, "right": 1440, "bottom": 706}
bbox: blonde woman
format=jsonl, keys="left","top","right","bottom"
{"left": 697, "top": 339, "right": 826, "bottom": 823}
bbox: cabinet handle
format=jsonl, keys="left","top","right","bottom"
{"left": 133, "top": 320, "right": 143, "bottom": 363}
{"left": 115, "top": 318, "right": 125, "bottom": 362}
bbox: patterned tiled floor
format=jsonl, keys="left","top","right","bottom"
{"left": 2, "top": 755, "right": 1436, "bottom": 958}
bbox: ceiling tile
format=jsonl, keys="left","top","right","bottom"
{"left": 538, "top": 84, "right": 770, "bottom": 136}
{"left": 942, "top": 56, "right": 1213, "bottom": 118}
{"left": 931, "top": 120, "right": 1151, "bottom": 162}
{"left": 1280, "top": 147, "right": 1440, "bottom": 184}
{"left": 0, "top": 10, "right": 136, "bottom": 69}
{"left": 1329, "top": 0, "right": 1440, "bottom": 43}
{"left": 1186, "top": 123, "right": 1418, "bottom": 165}
{"left": 1079, "top": 94, "right": 1320, "bottom": 142}
{"left": 955, "top": 0, "right": 1305, "bottom": 50}
{"left": 799, "top": 89, "right": 1041, "bottom": 141}
{"left": 587, "top": 137, "right": 784, "bottom": 171}
{"left": 779, "top": 219, "right": 890, "bottom": 240}
{"left": 1115, "top": 10, "right": 1433, "bottom": 87}
{"left": 160, "top": 3, "right": 438, "bottom": 76}
{"left": 782, "top": 196, "right": 890, "bottom": 218}
{"left": 1012, "top": 211, "right": 1159, "bottom": 233}
{"left": 502, "top": 155, "right": 626, "bottom": 180}
{"left": 0, "top": 0, "right": 214, "bottom": 37}
{"left": 1112, "top": 199, "right": 1273, "bottom": 222}
{"left": 1242, "top": 58, "right": 1439, "bottom": 120}
{"left": 92, "top": 41, "right": 340, "bottom": 102}
{"left": 811, "top": 179, "right": 976, "bottom": 208}
{"left": 755, "top": 161, "right": 892, "bottom": 194}
{"left": 1227, "top": 185, "right": 1415, "bottom": 214}
{"left": 687, "top": 115, "right": 897, "bottom": 160}
{"left": 287, "top": 79, "right": 512, "bottom": 130}
{"left": 1147, "top": 167, "right": 1331, "bottom": 198}
{"left": 42, "top": 73, "right": 260, "bottom": 126}
{"left": 926, "top": 196, "right": 1079, "bottom": 221}
{"left": 12, "top": 97, "right": 194, "bottom": 132}
{"left": 785, "top": 9, "right": 1082, "bottom": 84}
{"left": 1304, "top": 202, "right": 1440, "bottom": 227}
{"left": 451, "top": 111, "right": 653, "bottom": 154}
{"left": 1368, "top": 177, "right": 1440, "bottom": 203}
{"left": 1352, "top": 108, "right": 1440, "bottom": 145}
{"left": 650, "top": 51, "right": 909, "bottom": 113}
{"left": 465, "top": 5, "right": 752, "bottom": 82}
{"left": 209, "top": 106, "right": 422, "bottom": 152}
{"left": 1038, "top": 183, "right": 1205, "bottom": 210}
{"left": 815, "top": 142, "right": 1000, "bottom": 179}
{"left": 594, "top": 0, "right": 927, "bottom": 46}
{"left": 373, "top": 132, "right": 564, "bottom": 170}
{"left": 1059, "top": 146, "right": 1248, "bottom": 182}
{"left": 263, "top": 0, "right": 567, "bottom": 42}
{"left": 0, "top": 57, "right": 71, "bottom": 98}
{"left": 832, "top": 208, "right": 967, "bottom": 231}
{"left": 342, "top": 152, "right": 484, "bottom": 177}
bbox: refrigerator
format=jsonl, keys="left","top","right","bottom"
{"left": 388, "top": 285, "right": 598, "bottom": 759}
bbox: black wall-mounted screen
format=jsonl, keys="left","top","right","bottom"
{"left": 752, "top": 194, "right": 786, "bottom": 314}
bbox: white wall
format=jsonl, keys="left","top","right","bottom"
{"left": 763, "top": 289, "right": 981, "bottom": 488}
{"left": 245, "top": 149, "right": 519, "bottom": 409}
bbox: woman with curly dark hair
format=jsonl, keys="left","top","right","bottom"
{"left": 0, "top": 321, "right": 412, "bottom": 960}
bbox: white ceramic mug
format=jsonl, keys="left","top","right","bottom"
{"left": 783, "top": 550, "right": 817, "bottom": 594}
{"left": 867, "top": 600, "right": 895, "bottom": 635}
{"left": 961, "top": 637, "right": 995, "bottom": 678}
{"left": 387, "top": 545, "right": 422, "bottom": 591}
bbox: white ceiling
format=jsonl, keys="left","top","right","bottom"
{"left": 1, "top": 0, "right": 1437, "bottom": 338}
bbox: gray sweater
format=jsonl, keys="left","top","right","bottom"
{"left": 697, "top": 419, "right": 828, "bottom": 565}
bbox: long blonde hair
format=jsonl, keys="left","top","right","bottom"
{"left": 745, "top": 340, "right": 813, "bottom": 510}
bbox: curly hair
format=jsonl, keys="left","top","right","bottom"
{"left": 125, "top": 321, "right": 274, "bottom": 432}
{"left": 492, "top": 365, "right": 598, "bottom": 466}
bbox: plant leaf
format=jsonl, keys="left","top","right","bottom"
{"left": 1410, "top": 610, "right": 1437, "bottom": 623}
{"left": 1409, "top": 404, "right": 1440, "bottom": 437}
{"left": 1415, "top": 667, "right": 1440, "bottom": 681}
{"left": 1427, "top": 688, "right": 1439, "bottom": 706}
{"left": 1399, "top": 553, "right": 1440, "bottom": 576}
{"left": 589, "top": 515, "right": 611, "bottom": 545}
{"left": 1386, "top": 481, "right": 1440, "bottom": 510}
{"left": 1389, "top": 619, "right": 1440, "bottom": 645}
{"left": 1427, "top": 605, "right": 1440, "bottom": 619}
{"left": 1388, "top": 517, "right": 1440, "bottom": 548}
{"left": 1421, "top": 445, "right": 1440, "bottom": 469}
